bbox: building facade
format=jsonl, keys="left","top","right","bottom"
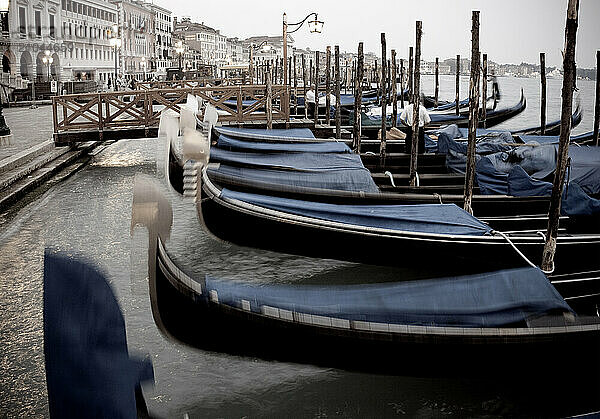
{"left": 150, "top": 3, "right": 171, "bottom": 79}
{"left": 1, "top": 0, "right": 64, "bottom": 82}
{"left": 61, "top": 0, "right": 118, "bottom": 82}
{"left": 111, "top": 0, "right": 153, "bottom": 81}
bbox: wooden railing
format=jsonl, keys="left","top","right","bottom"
{"left": 134, "top": 78, "right": 244, "bottom": 90}
{"left": 52, "top": 85, "right": 290, "bottom": 144}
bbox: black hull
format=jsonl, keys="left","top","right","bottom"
{"left": 199, "top": 174, "right": 600, "bottom": 279}
{"left": 153, "top": 237, "right": 600, "bottom": 377}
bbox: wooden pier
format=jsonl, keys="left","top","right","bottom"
{"left": 52, "top": 84, "right": 291, "bottom": 146}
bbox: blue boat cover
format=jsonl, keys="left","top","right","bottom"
{"left": 216, "top": 134, "right": 351, "bottom": 153}
{"left": 210, "top": 147, "right": 364, "bottom": 171}
{"left": 221, "top": 188, "right": 492, "bottom": 236}
{"left": 209, "top": 163, "right": 380, "bottom": 193}
{"left": 475, "top": 144, "right": 600, "bottom": 202}
{"left": 431, "top": 97, "right": 469, "bottom": 111}
{"left": 437, "top": 130, "right": 515, "bottom": 174}
{"left": 44, "top": 250, "right": 154, "bottom": 418}
{"left": 507, "top": 166, "right": 600, "bottom": 216}
{"left": 566, "top": 146, "right": 600, "bottom": 195}
{"left": 214, "top": 126, "right": 315, "bottom": 141}
{"left": 202, "top": 267, "right": 572, "bottom": 328}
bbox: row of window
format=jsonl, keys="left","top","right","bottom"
{"left": 18, "top": 8, "right": 56, "bottom": 38}
{"left": 69, "top": 47, "right": 114, "bottom": 61}
{"left": 62, "top": 0, "right": 116, "bottom": 23}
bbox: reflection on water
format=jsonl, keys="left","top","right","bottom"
{"left": 0, "top": 76, "right": 599, "bottom": 417}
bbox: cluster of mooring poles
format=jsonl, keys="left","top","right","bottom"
{"left": 241, "top": 1, "right": 594, "bottom": 271}
{"left": 274, "top": 0, "right": 588, "bottom": 275}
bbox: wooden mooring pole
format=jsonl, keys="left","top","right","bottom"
{"left": 380, "top": 33, "right": 387, "bottom": 167}
{"left": 434, "top": 57, "right": 439, "bottom": 107}
{"left": 266, "top": 71, "right": 273, "bottom": 129}
{"left": 354, "top": 42, "right": 364, "bottom": 151}
{"left": 408, "top": 46, "right": 414, "bottom": 102}
{"left": 314, "top": 50, "right": 319, "bottom": 128}
{"left": 594, "top": 50, "right": 599, "bottom": 146}
{"left": 482, "top": 53, "right": 487, "bottom": 128}
{"left": 302, "top": 54, "right": 307, "bottom": 119}
{"left": 409, "top": 21, "right": 422, "bottom": 187}
{"left": 463, "top": 11, "right": 480, "bottom": 215}
{"left": 455, "top": 54, "right": 460, "bottom": 115}
{"left": 293, "top": 55, "right": 298, "bottom": 115}
{"left": 400, "top": 59, "right": 405, "bottom": 108}
{"left": 540, "top": 52, "right": 547, "bottom": 135}
{"left": 335, "top": 45, "right": 341, "bottom": 139}
{"left": 541, "top": 0, "right": 580, "bottom": 272}
{"left": 326, "top": 46, "right": 331, "bottom": 126}
{"left": 391, "top": 49, "right": 397, "bottom": 128}
{"left": 375, "top": 60, "right": 379, "bottom": 104}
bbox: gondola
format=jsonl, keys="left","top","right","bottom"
{"left": 198, "top": 165, "right": 600, "bottom": 277}
{"left": 131, "top": 177, "right": 600, "bottom": 377}
{"left": 511, "top": 99, "right": 583, "bottom": 136}
{"left": 358, "top": 90, "right": 527, "bottom": 139}
{"left": 165, "top": 111, "right": 600, "bottom": 301}
{"left": 177, "top": 125, "right": 600, "bottom": 225}
{"left": 152, "top": 234, "right": 600, "bottom": 376}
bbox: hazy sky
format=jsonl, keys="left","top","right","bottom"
{"left": 157, "top": 0, "right": 600, "bottom": 68}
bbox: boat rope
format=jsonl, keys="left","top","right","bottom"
{"left": 415, "top": 171, "right": 420, "bottom": 187}
{"left": 492, "top": 230, "right": 554, "bottom": 275}
{"left": 433, "top": 193, "right": 443, "bottom": 204}
{"left": 364, "top": 151, "right": 376, "bottom": 156}
{"left": 384, "top": 171, "right": 396, "bottom": 187}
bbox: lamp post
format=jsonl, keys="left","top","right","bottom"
{"left": 175, "top": 40, "right": 184, "bottom": 79}
{"left": 141, "top": 57, "right": 146, "bottom": 81}
{"left": 0, "top": 0, "right": 10, "bottom": 136}
{"left": 283, "top": 12, "right": 324, "bottom": 88}
{"left": 42, "top": 50, "right": 53, "bottom": 81}
{"left": 109, "top": 25, "right": 121, "bottom": 90}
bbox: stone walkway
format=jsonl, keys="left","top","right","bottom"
{"left": 0, "top": 105, "right": 54, "bottom": 161}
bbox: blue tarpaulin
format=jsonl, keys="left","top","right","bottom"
{"left": 43, "top": 250, "right": 154, "bottom": 418}
{"left": 507, "top": 166, "right": 600, "bottom": 216}
{"left": 214, "top": 126, "right": 316, "bottom": 141}
{"left": 208, "top": 163, "right": 380, "bottom": 193}
{"left": 221, "top": 188, "right": 492, "bottom": 236}
{"left": 216, "top": 134, "right": 351, "bottom": 153}
{"left": 210, "top": 147, "right": 366, "bottom": 171}
{"left": 203, "top": 267, "right": 572, "bottom": 327}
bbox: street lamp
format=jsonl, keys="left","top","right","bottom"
{"left": 283, "top": 12, "right": 323, "bottom": 88}
{"left": 109, "top": 25, "right": 122, "bottom": 90}
{"left": 175, "top": 40, "right": 184, "bottom": 78}
{"left": 0, "top": 0, "right": 10, "bottom": 135}
{"left": 42, "top": 50, "right": 53, "bottom": 81}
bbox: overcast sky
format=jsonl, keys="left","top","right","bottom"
{"left": 157, "top": 0, "right": 600, "bottom": 68}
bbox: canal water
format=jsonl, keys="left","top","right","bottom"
{"left": 0, "top": 77, "right": 599, "bottom": 418}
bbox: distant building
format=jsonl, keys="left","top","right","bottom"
{"left": 244, "top": 35, "right": 294, "bottom": 63}
{"left": 61, "top": 0, "right": 119, "bottom": 83}
{"left": 111, "top": 0, "right": 154, "bottom": 80}
{"left": 173, "top": 17, "right": 227, "bottom": 67}
{"left": 150, "top": 3, "right": 172, "bottom": 79}
{"left": 226, "top": 37, "right": 245, "bottom": 64}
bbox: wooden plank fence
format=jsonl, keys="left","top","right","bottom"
{"left": 52, "top": 84, "right": 290, "bottom": 145}
{"left": 134, "top": 78, "right": 244, "bottom": 90}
